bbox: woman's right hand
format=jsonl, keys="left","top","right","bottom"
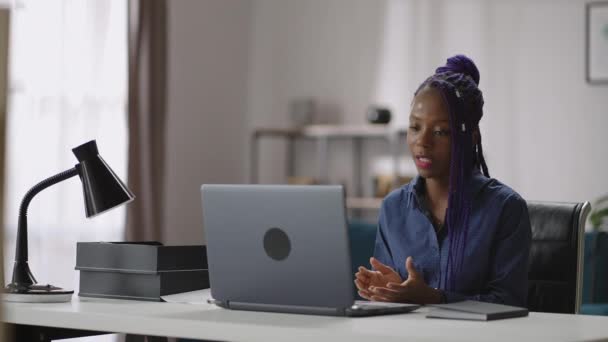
{"left": 354, "top": 257, "right": 403, "bottom": 300}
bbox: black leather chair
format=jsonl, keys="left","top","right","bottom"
{"left": 527, "top": 201, "right": 591, "bottom": 314}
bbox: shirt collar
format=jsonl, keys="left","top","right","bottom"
{"left": 409, "top": 169, "right": 490, "bottom": 200}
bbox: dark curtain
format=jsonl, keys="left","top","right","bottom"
{"left": 125, "top": 0, "right": 168, "bottom": 242}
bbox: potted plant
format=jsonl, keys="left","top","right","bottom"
{"left": 590, "top": 195, "right": 608, "bottom": 231}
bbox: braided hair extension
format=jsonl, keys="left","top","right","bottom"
{"left": 414, "top": 55, "right": 489, "bottom": 290}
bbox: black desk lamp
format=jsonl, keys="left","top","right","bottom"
{"left": 3, "top": 140, "right": 135, "bottom": 302}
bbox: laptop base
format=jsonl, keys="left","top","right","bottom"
{"left": 212, "top": 299, "right": 420, "bottom": 317}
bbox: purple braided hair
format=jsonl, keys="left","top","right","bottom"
{"left": 414, "top": 55, "right": 489, "bottom": 291}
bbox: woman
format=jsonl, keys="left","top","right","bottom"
{"left": 355, "top": 55, "right": 531, "bottom": 306}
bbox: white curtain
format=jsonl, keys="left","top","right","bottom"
{"left": 3, "top": 0, "right": 127, "bottom": 295}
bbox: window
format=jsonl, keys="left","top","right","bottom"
{"left": 4, "top": 0, "right": 128, "bottom": 300}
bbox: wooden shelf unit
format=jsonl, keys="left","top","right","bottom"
{"left": 249, "top": 124, "right": 408, "bottom": 211}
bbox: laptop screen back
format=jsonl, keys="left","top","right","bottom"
{"left": 201, "top": 184, "right": 354, "bottom": 309}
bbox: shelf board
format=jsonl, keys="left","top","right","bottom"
{"left": 253, "top": 124, "right": 407, "bottom": 139}
{"left": 346, "top": 197, "right": 383, "bottom": 210}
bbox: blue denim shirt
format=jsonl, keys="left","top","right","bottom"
{"left": 373, "top": 172, "right": 531, "bottom": 306}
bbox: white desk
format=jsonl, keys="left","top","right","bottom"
{"left": 4, "top": 296, "right": 608, "bottom": 342}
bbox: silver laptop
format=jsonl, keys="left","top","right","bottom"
{"left": 200, "top": 184, "right": 420, "bottom": 317}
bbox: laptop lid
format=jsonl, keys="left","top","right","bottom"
{"left": 201, "top": 184, "right": 354, "bottom": 311}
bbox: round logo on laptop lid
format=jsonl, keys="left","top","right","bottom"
{"left": 263, "top": 227, "right": 291, "bottom": 261}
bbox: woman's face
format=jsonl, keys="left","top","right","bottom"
{"left": 406, "top": 87, "right": 452, "bottom": 182}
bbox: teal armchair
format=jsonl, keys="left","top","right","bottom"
{"left": 348, "top": 219, "right": 377, "bottom": 299}
{"left": 348, "top": 219, "right": 377, "bottom": 276}
{"left": 581, "top": 231, "right": 608, "bottom": 315}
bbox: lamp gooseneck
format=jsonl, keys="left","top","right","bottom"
{"left": 10, "top": 167, "right": 79, "bottom": 291}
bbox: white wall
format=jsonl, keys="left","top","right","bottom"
{"left": 163, "top": 0, "right": 608, "bottom": 243}
{"left": 486, "top": 0, "right": 608, "bottom": 203}
{"left": 247, "top": 0, "right": 391, "bottom": 189}
{"left": 248, "top": 0, "right": 608, "bottom": 206}
{"left": 164, "top": 0, "right": 251, "bottom": 244}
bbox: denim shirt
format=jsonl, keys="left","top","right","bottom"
{"left": 373, "top": 172, "right": 532, "bottom": 306}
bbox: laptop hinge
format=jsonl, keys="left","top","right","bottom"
{"left": 229, "top": 301, "right": 346, "bottom": 316}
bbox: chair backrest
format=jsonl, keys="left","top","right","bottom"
{"left": 527, "top": 201, "right": 591, "bottom": 314}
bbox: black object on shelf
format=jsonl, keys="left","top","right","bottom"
{"left": 366, "top": 106, "right": 391, "bottom": 124}
{"left": 76, "top": 242, "right": 209, "bottom": 301}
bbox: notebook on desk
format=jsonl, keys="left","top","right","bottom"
{"left": 200, "top": 184, "right": 420, "bottom": 317}
{"left": 427, "top": 300, "right": 529, "bottom": 321}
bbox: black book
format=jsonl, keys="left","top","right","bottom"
{"left": 427, "top": 300, "right": 529, "bottom": 321}
{"left": 76, "top": 242, "right": 209, "bottom": 301}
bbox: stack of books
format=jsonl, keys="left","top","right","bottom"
{"left": 76, "top": 242, "right": 209, "bottom": 301}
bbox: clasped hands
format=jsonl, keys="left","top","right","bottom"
{"left": 354, "top": 256, "right": 442, "bottom": 305}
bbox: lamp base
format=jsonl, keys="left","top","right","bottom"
{"left": 3, "top": 283, "right": 73, "bottom": 303}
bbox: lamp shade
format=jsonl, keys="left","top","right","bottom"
{"left": 72, "top": 140, "right": 135, "bottom": 217}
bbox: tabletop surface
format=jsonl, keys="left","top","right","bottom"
{"left": 4, "top": 294, "right": 608, "bottom": 342}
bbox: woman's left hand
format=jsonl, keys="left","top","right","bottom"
{"left": 368, "top": 256, "right": 443, "bottom": 305}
